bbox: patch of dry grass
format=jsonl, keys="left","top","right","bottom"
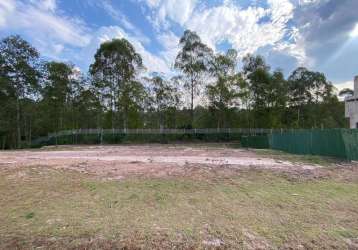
{"left": 253, "top": 148, "right": 344, "bottom": 167}
{"left": 0, "top": 166, "right": 357, "bottom": 249}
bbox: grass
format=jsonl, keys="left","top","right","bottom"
{"left": 0, "top": 166, "right": 357, "bottom": 249}
{"left": 254, "top": 148, "right": 343, "bottom": 167}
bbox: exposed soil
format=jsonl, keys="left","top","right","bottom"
{"left": 0, "top": 144, "right": 327, "bottom": 180}
{"left": 1, "top": 144, "right": 357, "bottom": 249}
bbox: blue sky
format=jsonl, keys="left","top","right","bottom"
{"left": 1, "top": 0, "right": 358, "bottom": 90}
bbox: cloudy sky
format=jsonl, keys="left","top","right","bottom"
{"left": 1, "top": 0, "right": 357, "bottom": 89}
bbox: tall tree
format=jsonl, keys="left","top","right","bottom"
{"left": 146, "top": 74, "right": 180, "bottom": 129}
{"left": 241, "top": 54, "right": 289, "bottom": 128}
{"left": 0, "top": 68, "right": 15, "bottom": 148}
{"left": 73, "top": 87, "right": 103, "bottom": 129}
{"left": 207, "top": 49, "right": 243, "bottom": 128}
{"left": 242, "top": 54, "right": 272, "bottom": 127}
{"left": 269, "top": 70, "right": 288, "bottom": 127}
{"left": 288, "top": 67, "right": 334, "bottom": 128}
{"left": 0, "top": 35, "right": 40, "bottom": 148}
{"left": 175, "top": 30, "right": 213, "bottom": 127}
{"left": 90, "top": 38, "right": 144, "bottom": 129}
{"left": 41, "top": 62, "right": 76, "bottom": 132}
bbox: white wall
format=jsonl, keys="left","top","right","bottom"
{"left": 349, "top": 113, "right": 358, "bottom": 129}
{"left": 345, "top": 76, "right": 358, "bottom": 128}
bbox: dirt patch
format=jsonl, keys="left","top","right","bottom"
{"left": 0, "top": 145, "right": 329, "bottom": 180}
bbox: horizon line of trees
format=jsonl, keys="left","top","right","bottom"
{"left": 0, "top": 30, "right": 348, "bottom": 148}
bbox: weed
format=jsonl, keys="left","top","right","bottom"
{"left": 25, "top": 212, "right": 35, "bottom": 219}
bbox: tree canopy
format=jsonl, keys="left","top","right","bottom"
{"left": 0, "top": 32, "right": 348, "bottom": 149}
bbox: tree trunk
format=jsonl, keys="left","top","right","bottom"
{"left": 111, "top": 89, "right": 114, "bottom": 129}
{"left": 159, "top": 108, "right": 164, "bottom": 131}
{"left": 16, "top": 97, "right": 21, "bottom": 149}
{"left": 1, "top": 136, "right": 6, "bottom": 150}
{"left": 246, "top": 101, "right": 251, "bottom": 129}
{"left": 297, "top": 108, "right": 300, "bottom": 128}
{"left": 123, "top": 104, "right": 128, "bottom": 131}
{"left": 29, "top": 118, "right": 32, "bottom": 147}
{"left": 190, "top": 83, "right": 194, "bottom": 127}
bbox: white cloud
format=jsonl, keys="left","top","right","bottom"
{"left": 187, "top": 0, "right": 296, "bottom": 58}
{"left": 1, "top": 1, "right": 90, "bottom": 46}
{"left": 0, "top": 0, "right": 91, "bottom": 61}
{"left": 350, "top": 23, "right": 358, "bottom": 38}
{"left": 157, "top": 31, "right": 179, "bottom": 68}
{"left": 52, "top": 43, "right": 64, "bottom": 54}
{"left": 142, "top": 0, "right": 311, "bottom": 68}
{"left": 334, "top": 80, "right": 354, "bottom": 100}
{"left": 297, "top": 0, "right": 322, "bottom": 6}
{"left": 1, "top": 0, "right": 170, "bottom": 75}
{"left": 334, "top": 81, "right": 354, "bottom": 92}
{"left": 40, "top": 0, "right": 57, "bottom": 12}
{"left": 143, "top": 0, "right": 197, "bottom": 28}
{"left": 274, "top": 26, "right": 309, "bottom": 66}
{"left": 91, "top": 0, "right": 150, "bottom": 45}
{"left": 0, "top": 0, "right": 15, "bottom": 27}
{"left": 21, "top": 8, "right": 90, "bottom": 46}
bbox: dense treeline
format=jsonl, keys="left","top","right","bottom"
{"left": 0, "top": 31, "right": 346, "bottom": 148}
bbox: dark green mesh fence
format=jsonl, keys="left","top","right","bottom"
{"left": 30, "top": 128, "right": 358, "bottom": 161}
{"left": 268, "top": 129, "right": 347, "bottom": 159}
{"left": 341, "top": 129, "right": 358, "bottom": 161}
{"left": 241, "top": 135, "right": 269, "bottom": 149}
{"left": 31, "top": 132, "right": 242, "bottom": 148}
{"left": 239, "top": 129, "right": 358, "bottom": 161}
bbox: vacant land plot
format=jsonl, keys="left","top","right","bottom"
{"left": 0, "top": 144, "right": 357, "bottom": 249}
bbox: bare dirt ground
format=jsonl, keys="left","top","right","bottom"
{"left": 0, "top": 144, "right": 327, "bottom": 180}
{"left": 1, "top": 144, "right": 358, "bottom": 249}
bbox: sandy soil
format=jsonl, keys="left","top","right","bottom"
{"left": 0, "top": 144, "right": 324, "bottom": 180}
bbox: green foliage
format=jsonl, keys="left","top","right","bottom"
{"left": 145, "top": 74, "right": 181, "bottom": 129}
{"left": 207, "top": 49, "right": 244, "bottom": 128}
{"left": 175, "top": 30, "right": 213, "bottom": 125}
{"left": 0, "top": 33, "right": 348, "bottom": 148}
{"left": 0, "top": 35, "right": 41, "bottom": 148}
{"left": 90, "top": 38, "right": 144, "bottom": 129}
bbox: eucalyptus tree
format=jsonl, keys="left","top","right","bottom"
{"left": 268, "top": 70, "right": 288, "bottom": 127}
{"left": 118, "top": 79, "right": 147, "bottom": 128}
{"left": 73, "top": 87, "right": 103, "bottom": 129}
{"left": 90, "top": 38, "right": 144, "bottom": 129}
{"left": 174, "top": 30, "right": 213, "bottom": 126}
{"left": 0, "top": 35, "right": 41, "bottom": 148}
{"left": 288, "top": 67, "right": 334, "bottom": 128}
{"left": 41, "top": 62, "right": 73, "bottom": 132}
{"left": 241, "top": 54, "right": 291, "bottom": 127}
{"left": 207, "top": 49, "right": 244, "bottom": 128}
{"left": 241, "top": 54, "right": 273, "bottom": 127}
{"left": 146, "top": 74, "right": 180, "bottom": 129}
{"left": 0, "top": 71, "right": 15, "bottom": 148}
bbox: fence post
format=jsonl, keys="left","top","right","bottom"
{"left": 100, "top": 128, "right": 103, "bottom": 144}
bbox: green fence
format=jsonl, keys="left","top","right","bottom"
{"left": 243, "top": 129, "right": 358, "bottom": 161}
{"left": 31, "top": 132, "right": 243, "bottom": 148}
{"left": 241, "top": 135, "right": 269, "bottom": 149}
{"left": 341, "top": 129, "right": 358, "bottom": 161}
{"left": 30, "top": 128, "right": 358, "bottom": 161}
